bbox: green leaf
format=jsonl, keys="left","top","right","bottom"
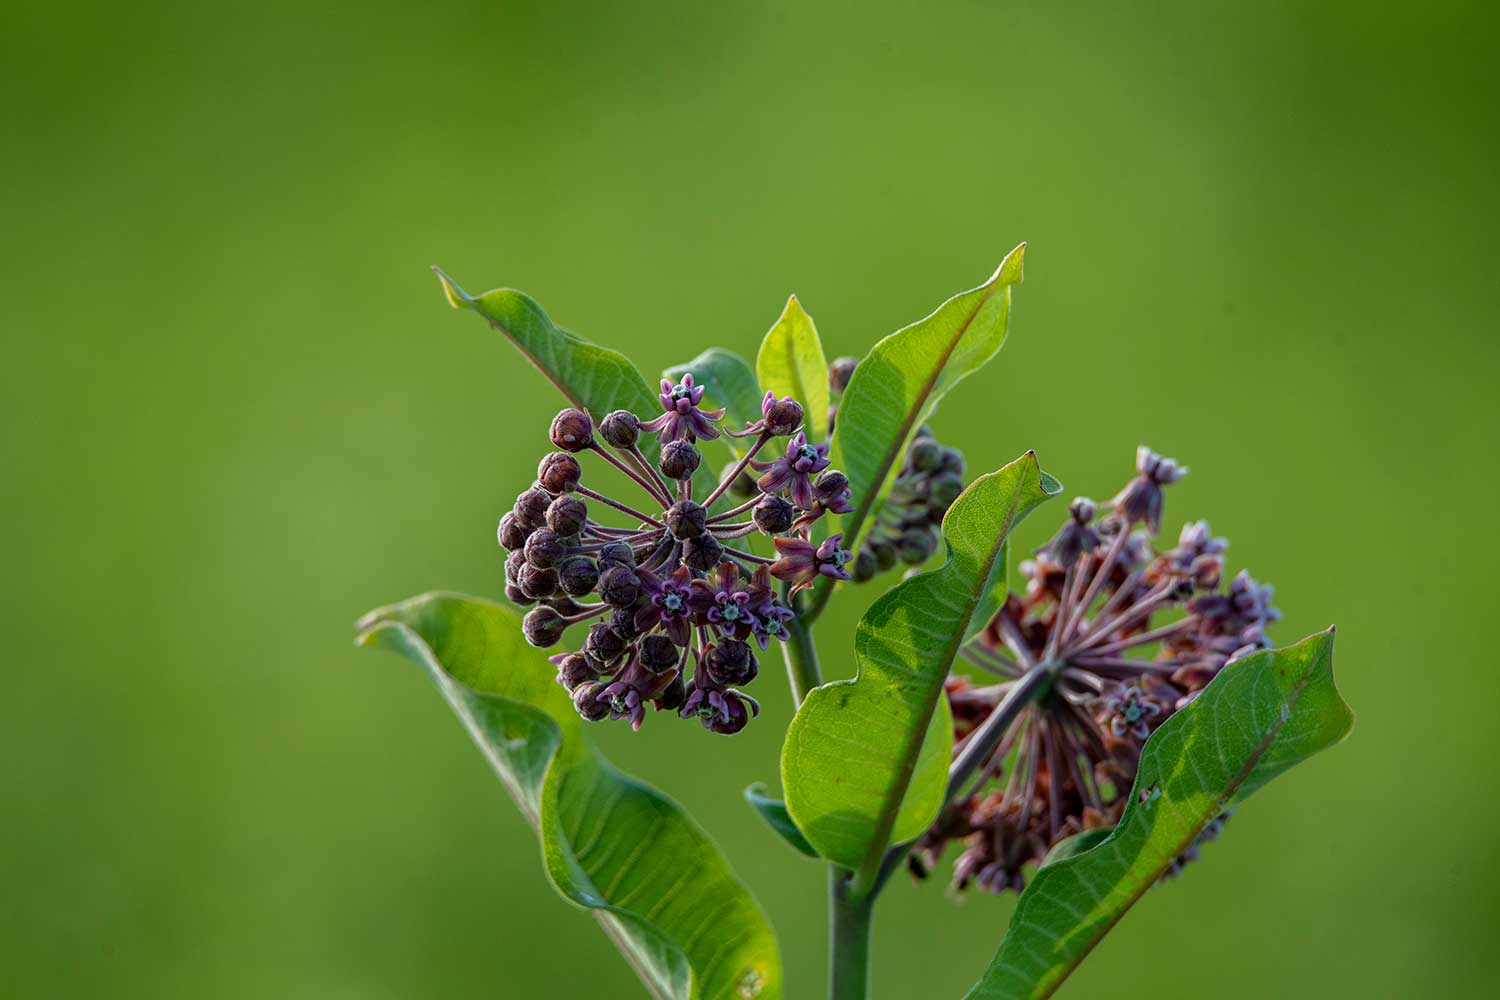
{"left": 664, "top": 348, "right": 765, "bottom": 435}
{"left": 963, "top": 628, "right": 1352, "bottom": 1000}
{"left": 756, "top": 295, "right": 829, "bottom": 442}
{"left": 357, "top": 593, "right": 781, "bottom": 1000}
{"left": 744, "top": 783, "right": 819, "bottom": 859}
{"left": 780, "top": 451, "right": 1060, "bottom": 887}
{"left": 435, "top": 269, "right": 662, "bottom": 444}
{"left": 829, "top": 244, "right": 1026, "bottom": 556}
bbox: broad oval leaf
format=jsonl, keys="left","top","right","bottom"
{"left": 664, "top": 348, "right": 765, "bottom": 435}
{"left": 829, "top": 244, "right": 1025, "bottom": 557}
{"left": 743, "top": 783, "right": 819, "bottom": 859}
{"left": 755, "top": 295, "right": 829, "bottom": 442}
{"left": 963, "top": 628, "right": 1352, "bottom": 1000}
{"left": 780, "top": 451, "right": 1060, "bottom": 886}
{"left": 358, "top": 593, "right": 781, "bottom": 1000}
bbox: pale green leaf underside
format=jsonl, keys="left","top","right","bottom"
{"left": 964, "top": 629, "right": 1352, "bottom": 1000}
{"left": 781, "top": 451, "right": 1061, "bottom": 878}
{"left": 743, "top": 783, "right": 819, "bottom": 859}
{"left": 358, "top": 593, "right": 781, "bottom": 1000}
{"left": 829, "top": 244, "right": 1026, "bottom": 555}
{"left": 755, "top": 296, "right": 829, "bottom": 443}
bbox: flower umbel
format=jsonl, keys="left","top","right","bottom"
{"left": 910, "top": 446, "right": 1280, "bottom": 893}
{"left": 499, "top": 375, "right": 854, "bottom": 734}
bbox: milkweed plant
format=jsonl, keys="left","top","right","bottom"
{"left": 356, "top": 244, "right": 1352, "bottom": 999}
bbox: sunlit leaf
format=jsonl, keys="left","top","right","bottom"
{"left": 756, "top": 295, "right": 829, "bottom": 442}
{"left": 963, "top": 629, "right": 1352, "bottom": 1000}
{"left": 358, "top": 593, "right": 781, "bottom": 1000}
{"left": 780, "top": 451, "right": 1060, "bottom": 887}
{"left": 744, "top": 783, "right": 819, "bottom": 859}
{"left": 829, "top": 244, "right": 1025, "bottom": 557}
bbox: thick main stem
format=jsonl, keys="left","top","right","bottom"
{"left": 830, "top": 868, "right": 873, "bottom": 1000}
{"left": 781, "top": 616, "right": 823, "bottom": 705}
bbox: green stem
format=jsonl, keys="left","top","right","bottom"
{"left": 781, "top": 614, "right": 823, "bottom": 704}
{"left": 830, "top": 868, "right": 873, "bottom": 1000}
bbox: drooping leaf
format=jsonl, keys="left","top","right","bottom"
{"left": 829, "top": 244, "right": 1026, "bottom": 557}
{"left": 664, "top": 348, "right": 764, "bottom": 434}
{"left": 755, "top": 295, "right": 829, "bottom": 442}
{"left": 780, "top": 451, "right": 1061, "bottom": 887}
{"left": 744, "top": 783, "right": 819, "bottom": 859}
{"left": 963, "top": 629, "right": 1352, "bottom": 1000}
{"left": 357, "top": 593, "right": 781, "bottom": 1000}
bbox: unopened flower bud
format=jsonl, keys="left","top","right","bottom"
{"left": 546, "top": 495, "right": 588, "bottom": 537}
{"left": 599, "top": 409, "right": 640, "bottom": 448}
{"left": 609, "top": 606, "right": 642, "bottom": 640}
{"left": 556, "top": 653, "right": 597, "bottom": 691}
{"left": 524, "top": 529, "right": 566, "bottom": 569}
{"left": 497, "top": 511, "right": 530, "bottom": 551}
{"left": 938, "top": 447, "right": 966, "bottom": 476}
{"left": 557, "top": 555, "right": 600, "bottom": 596}
{"left": 573, "top": 681, "right": 611, "bottom": 721}
{"left": 584, "top": 622, "right": 628, "bottom": 664}
{"left": 522, "top": 606, "right": 567, "bottom": 647}
{"left": 829, "top": 356, "right": 858, "bottom": 392}
{"left": 639, "top": 634, "right": 679, "bottom": 673}
{"left": 660, "top": 440, "right": 701, "bottom": 480}
{"left": 871, "top": 538, "right": 899, "bottom": 572}
{"left": 513, "top": 487, "right": 552, "bottom": 530}
{"left": 519, "top": 563, "right": 559, "bottom": 600}
{"left": 504, "top": 583, "right": 535, "bottom": 607}
{"left": 851, "top": 546, "right": 877, "bottom": 582}
{"left": 537, "top": 452, "right": 582, "bottom": 493}
{"left": 753, "top": 494, "right": 794, "bottom": 534}
{"left": 929, "top": 472, "right": 965, "bottom": 509}
{"left": 899, "top": 527, "right": 939, "bottom": 565}
{"left": 682, "top": 534, "right": 724, "bottom": 571}
{"left": 598, "top": 565, "right": 642, "bottom": 608}
{"left": 653, "top": 671, "right": 687, "bottom": 712}
{"left": 596, "top": 542, "right": 636, "bottom": 570}
{"left": 763, "top": 397, "right": 804, "bottom": 436}
{"left": 549, "top": 408, "right": 593, "bottom": 452}
{"left": 665, "top": 500, "right": 707, "bottom": 539}
{"left": 908, "top": 438, "right": 942, "bottom": 473}
{"left": 706, "top": 640, "right": 758, "bottom": 686}
{"left": 504, "top": 549, "right": 527, "bottom": 585}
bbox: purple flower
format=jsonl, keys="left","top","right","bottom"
{"left": 679, "top": 674, "right": 760, "bottom": 735}
{"left": 595, "top": 655, "right": 680, "bottom": 731}
{"left": 771, "top": 533, "right": 853, "bottom": 592}
{"left": 752, "top": 431, "right": 830, "bottom": 510}
{"left": 634, "top": 565, "right": 696, "bottom": 646}
{"left": 1110, "top": 445, "right": 1188, "bottom": 533}
{"left": 791, "top": 470, "right": 855, "bottom": 531}
{"left": 639, "top": 373, "right": 725, "bottom": 443}
{"left": 688, "top": 561, "right": 758, "bottom": 640}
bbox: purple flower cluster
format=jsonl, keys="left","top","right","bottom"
{"left": 498, "top": 373, "right": 856, "bottom": 734}
{"left": 910, "top": 446, "right": 1282, "bottom": 894}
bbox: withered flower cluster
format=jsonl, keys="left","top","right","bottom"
{"left": 825, "top": 356, "right": 967, "bottom": 582}
{"left": 498, "top": 374, "right": 854, "bottom": 734}
{"left": 910, "top": 446, "right": 1278, "bottom": 893}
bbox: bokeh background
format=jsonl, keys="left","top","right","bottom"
{"left": 4, "top": 1, "right": 1495, "bottom": 996}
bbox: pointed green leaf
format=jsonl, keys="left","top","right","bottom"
{"left": 963, "top": 629, "right": 1352, "bottom": 1000}
{"left": 435, "top": 269, "right": 662, "bottom": 442}
{"left": 358, "top": 593, "right": 781, "bottom": 1000}
{"left": 744, "top": 784, "right": 819, "bottom": 859}
{"left": 780, "top": 451, "right": 1060, "bottom": 887}
{"left": 830, "top": 244, "right": 1026, "bottom": 556}
{"left": 664, "top": 348, "right": 765, "bottom": 434}
{"left": 756, "top": 296, "right": 829, "bottom": 442}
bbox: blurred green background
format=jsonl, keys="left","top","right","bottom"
{"left": 4, "top": 0, "right": 1495, "bottom": 996}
